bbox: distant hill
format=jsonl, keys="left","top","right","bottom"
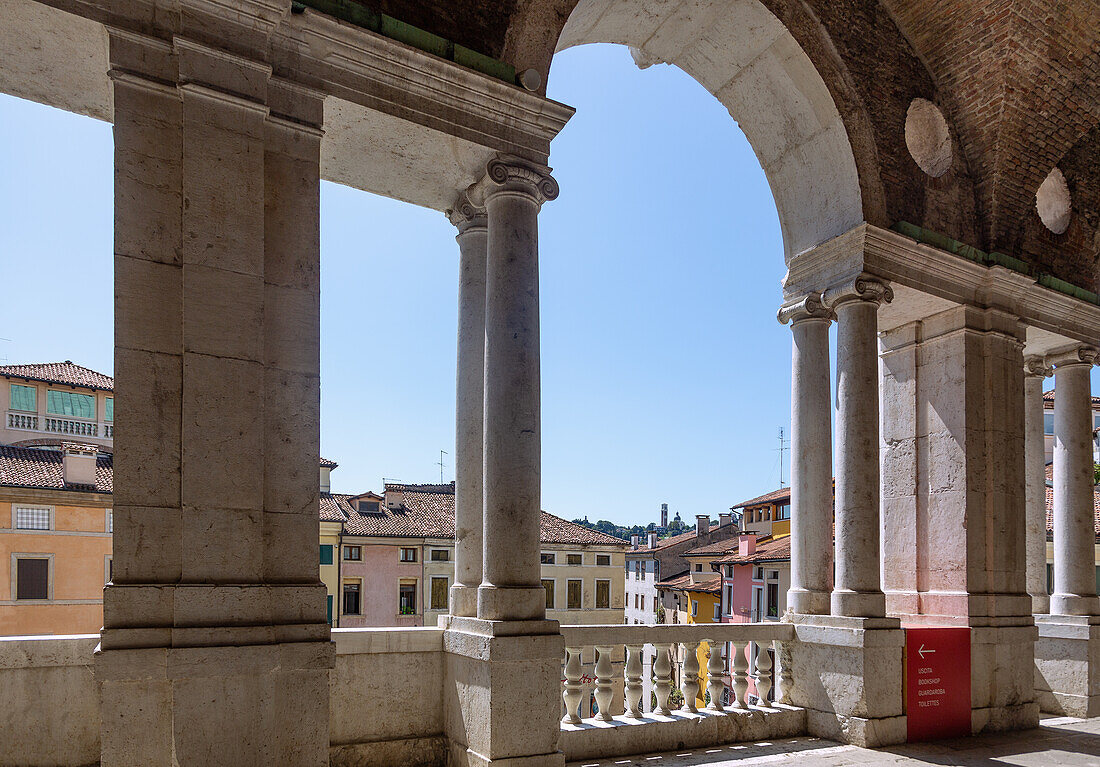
{"left": 569, "top": 517, "right": 688, "bottom": 541}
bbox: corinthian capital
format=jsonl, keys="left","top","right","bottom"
{"left": 485, "top": 155, "right": 559, "bottom": 205}
{"left": 1046, "top": 345, "right": 1100, "bottom": 369}
{"left": 822, "top": 275, "right": 893, "bottom": 309}
{"left": 447, "top": 188, "right": 487, "bottom": 233}
{"left": 777, "top": 292, "right": 834, "bottom": 325}
{"left": 1023, "top": 356, "right": 1053, "bottom": 379}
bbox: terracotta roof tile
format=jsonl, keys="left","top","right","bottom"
{"left": 684, "top": 537, "right": 744, "bottom": 557}
{"left": 655, "top": 572, "right": 721, "bottom": 594}
{"left": 715, "top": 535, "right": 791, "bottom": 565}
{"left": 1042, "top": 388, "right": 1100, "bottom": 407}
{"left": 320, "top": 493, "right": 354, "bottom": 523}
{"left": 0, "top": 362, "right": 113, "bottom": 391}
{"left": 1045, "top": 483, "right": 1100, "bottom": 537}
{"left": 0, "top": 445, "right": 112, "bottom": 493}
{"left": 731, "top": 486, "right": 791, "bottom": 509}
{"left": 320, "top": 457, "right": 338, "bottom": 469}
{"left": 340, "top": 484, "right": 627, "bottom": 545}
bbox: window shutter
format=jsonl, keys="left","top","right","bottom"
{"left": 17, "top": 559, "right": 49, "bottom": 600}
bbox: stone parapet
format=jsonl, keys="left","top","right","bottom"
{"left": 1035, "top": 615, "right": 1100, "bottom": 718}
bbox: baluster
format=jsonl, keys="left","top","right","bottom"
{"left": 624, "top": 644, "right": 644, "bottom": 717}
{"left": 731, "top": 641, "right": 749, "bottom": 708}
{"left": 754, "top": 641, "right": 773, "bottom": 706}
{"left": 593, "top": 645, "right": 615, "bottom": 721}
{"left": 680, "top": 641, "right": 700, "bottom": 713}
{"left": 653, "top": 643, "right": 673, "bottom": 715}
{"left": 706, "top": 640, "right": 726, "bottom": 711}
{"left": 562, "top": 646, "right": 583, "bottom": 724}
{"left": 773, "top": 639, "right": 793, "bottom": 704}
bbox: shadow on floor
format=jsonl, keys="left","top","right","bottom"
{"left": 568, "top": 720, "right": 1100, "bottom": 767}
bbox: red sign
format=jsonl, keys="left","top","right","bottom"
{"left": 904, "top": 626, "right": 971, "bottom": 741}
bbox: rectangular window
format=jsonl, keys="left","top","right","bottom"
{"left": 400, "top": 547, "right": 417, "bottom": 562}
{"left": 640, "top": 595, "right": 645, "bottom": 611}
{"left": 776, "top": 504, "right": 791, "bottom": 520}
{"left": 430, "top": 549, "right": 450, "bottom": 561}
{"left": 399, "top": 583, "right": 417, "bottom": 614}
{"left": 766, "top": 582, "right": 779, "bottom": 618}
{"left": 343, "top": 545, "right": 361, "bottom": 561}
{"left": 714, "top": 602, "right": 722, "bottom": 621}
{"left": 342, "top": 582, "right": 360, "bottom": 615}
{"left": 567, "top": 579, "right": 582, "bottom": 609}
{"left": 596, "top": 579, "right": 610, "bottom": 609}
{"left": 431, "top": 576, "right": 449, "bottom": 610}
{"left": 694, "top": 564, "right": 702, "bottom": 572}
{"left": 105, "top": 556, "right": 113, "bottom": 585}
{"left": 105, "top": 509, "right": 113, "bottom": 534}
{"left": 359, "top": 500, "right": 380, "bottom": 512}
{"left": 541, "top": 552, "right": 555, "bottom": 565}
{"left": 691, "top": 600, "right": 698, "bottom": 617}
{"left": 596, "top": 554, "right": 610, "bottom": 566}
{"left": 47, "top": 390, "right": 95, "bottom": 419}
{"left": 14, "top": 506, "right": 51, "bottom": 531}
{"left": 10, "top": 384, "right": 36, "bottom": 412}
{"left": 1044, "top": 412, "right": 1054, "bottom": 435}
{"left": 754, "top": 566, "right": 763, "bottom": 580}
{"left": 104, "top": 396, "right": 114, "bottom": 422}
{"left": 634, "top": 593, "right": 639, "bottom": 609}
{"left": 15, "top": 557, "right": 49, "bottom": 600}
{"left": 319, "top": 545, "right": 334, "bottom": 565}
{"left": 566, "top": 553, "right": 582, "bottom": 566}
{"left": 542, "top": 579, "right": 555, "bottom": 609}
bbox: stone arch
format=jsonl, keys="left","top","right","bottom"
{"left": 517, "top": 0, "right": 877, "bottom": 262}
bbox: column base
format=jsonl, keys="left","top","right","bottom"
{"left": 1050, "top": 594, "right": 1100, "bottom": 616}
{"left": 831, "top": 589, "right": 886, "bottom": 618}
{"left": 969, "top": 623, "right": 1039, "bottom": 733}
{"left": 450, "top": 584, "right": 479, "bottom": 618}
{"left": 95, "top": 639, "right": 334, "bottom": 767}
{"left": 788, "top": 588, "right": 830, "bottom": 616}
{"left": 443, "top": 617, "right": 564, "bottom": 767}
{"left": 787, "top": 614, "right": 905, "bottom": 747}
{"left": 1035, "top": 614, "right": 1100, "bottom": 717}
{"left": 477, "top": 584, "right": 546, "bottom": 621}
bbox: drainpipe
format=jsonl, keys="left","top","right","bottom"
{"left": 336, "top": 526, "right": 343, "bottom": 629}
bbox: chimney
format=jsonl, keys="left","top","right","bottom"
{"left": 386, "top": 488, "right": 404, "bottom": 510}
{"left": 631, "top": 534, "right": 640, "bottom": 550}
{"left": 696, "top": 514, "right": 710, "bottom": 538}
{"left": 739, "top": 534, "right": 756, "bottom": 557}
{"left": 320, "top": 466, "right": 331, "bottom": 494}
{"left": 719, "top": 512, "right": 732, "bottom": 528}
{"left": 62, "top": 443, "right": 98, "bottom": 486}
{"left": 660, "top": 503, "right": 668, "bottom": 528}
{"left": 648, "top": 532, "right": 658, "bottom": 549}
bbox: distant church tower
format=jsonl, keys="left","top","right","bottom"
{"left": 660, "top": 503, "right": 668, "bottom": 528}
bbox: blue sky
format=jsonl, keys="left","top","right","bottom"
{"left": 0, "top": 43, "right": 1092, "bottom": 527}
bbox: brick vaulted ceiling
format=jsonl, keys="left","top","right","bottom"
{"left": 356, "top": 0, "right": 1099, "bottom": 290}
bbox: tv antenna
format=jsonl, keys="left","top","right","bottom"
{"left": 437, "top": 450, "right": 448, "bottom": 483}
{"left": 777, "top": 427, "right": 789, "bottom": 487}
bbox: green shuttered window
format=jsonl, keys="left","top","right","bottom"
{"left": 105, "top": 397, "right": 114, "bottom": 422}
{"left": 47, "top": 390, "right": 95, "bottom": 419}
{"left": 10, "top": 384, "right": 36, "bottom": 412}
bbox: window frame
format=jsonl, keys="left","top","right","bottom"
{"left": 399, "top": 547, "right": 418, "bottom": 563}
{"left": 11, "top": 553, "right": 53, "bottom": 602}
{"left": 430, "top": 576, "right": 449, "bottom": 610}
{"left": 566, "top": 578, "right": 583, "bottom": 610}
{"left": 105, "top": 508, "right": 113, "bottom": 534}
{"left": 12, "top": 504, "right": 53, "bottom": 532}
{"left": 540, "top": 552, "right": 555, "bottom": 565}
{"left": 342, "top": 580, "right": 361, "bottom": 615}
{"left": 542, "top": 579, "right": 555, "bottom": 609}
{"left": 9, "top": 383, "right": 37, "bottom": 413}
{"left": 105, "top": 555, "right": 113, "bottom": 585}
{"left": 595, "top": 579, "right": 610, "bottom": 609}
{"left": 566, "top": 553, "right": 582, "bottom": 566}
{"left": 398, "top": 581, "right": 418, "bottom": 615}
{"left": 46, "top": 389, "right": 96, "bottom": 419}
{"left": 343, "top": 545, "right": 361, "bottom": 561}
{"left": 430, "top": 549, "right": 450, "bottom": 562}
{"left": 596, "top": 554, "right": 610, "bottom": 566}
{"left": 319, "top": 545, "right": 334, "bottom": 566}
{"left": 691, "top": 599, "right": 698, "bottom": 617}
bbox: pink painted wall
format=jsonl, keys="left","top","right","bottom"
{"left": 721, "top": 564, "right": 755, "bottom": 624}
{"left": 339, "top": 544, "right": 422, "bottom": 628}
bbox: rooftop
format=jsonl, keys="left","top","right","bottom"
{"left": 715, "top": 535, "right": 792, "bottom": 565}
{"left": 1041, "top": 388, "right": 1100, "bottom": 407}
{"left": 0, "top": 361, "right": 114, "bottom": 392}
{"left": 731, "top": 486, "right": 791, "bottom": 510}
{"left": 654, "top": 572, "right": 721, "bottom": 594}
{"left": 0, "top": 444, "right": 112, "bottom": 493}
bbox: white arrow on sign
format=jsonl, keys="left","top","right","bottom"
{"left": 918, "top": 644, "right": 935, "bottom": 659}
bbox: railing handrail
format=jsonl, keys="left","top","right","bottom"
{"left": 559, "top": 622, "right": 794, "bottom": 646}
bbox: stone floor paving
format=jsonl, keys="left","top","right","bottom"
{"left": 567, "top": 717, "right": 1100, "bottom": 767}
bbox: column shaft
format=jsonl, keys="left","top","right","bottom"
{"left": 478, "top": 158, "right": 557, "bottom": 621}
{"left": 1050, "top": 348, "right": 1100, "bottom": 616}
{"left": 1024, "top": 360, "right": 1052, "bottom": 614}
{"left": 450, "top": 198, "right": 488, "bottom": 618}
{"left": 780, "top": 296, "right": 833, "bottom": 615}
{"left": 827, "top": 279, "right": 890, "bottom": 618}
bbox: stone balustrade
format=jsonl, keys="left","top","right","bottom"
{"left": 558, "top": 623, "right": 805, "bottom": 762}
{"left": 6, "top": 411, "right": 39, "bottom": 431}
{"left": 43, "top": 416, "right": 98, "bottom": 437}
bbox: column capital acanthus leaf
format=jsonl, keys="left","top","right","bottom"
{"left": 1046, "top": 345, "right": 1100, "bottom": 369}
{"left": 1023, "top": 356, "right": 1054, "bottom": 379}
{"left": 822, "top": 275, "right": 893, "bottom": 309}
{"left": 485, "top": 154, "right": 559, "bottom": 205}
{"left": 777, "top": 292, "right": 834, "bottom": 325}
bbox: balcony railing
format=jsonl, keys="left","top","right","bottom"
{"left": 45, "top": 417, "right": 98, "bottom": 437}
{"left": 7, "top": 412, "right": 39, "bottom": 431}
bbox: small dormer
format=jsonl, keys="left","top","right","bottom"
{"left": 353, "top": 492, "right": 383, "bottom": 513}
{"left": 319, "top": 457, "right": 338, "bottom": 494}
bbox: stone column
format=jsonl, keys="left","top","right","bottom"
{"left": 1025, "top": 357, "right": 1053, "bottom": 615}
{"left": 778, "top": 293, "right": 834, "bottom": 615}
{"left": 449, "top": 191, "right": 488, "bottom": 618}
{"left": 1048, "top": 346, "right": 1100, "bottom": 617}
{"left": 99, "top": 32, "right": 331, "bottom": 767}
{"left": 824, "top": 277, "right": 891, "bottom": 618}
{"left": 478, "top": 156, "right": 558, "bottom": 622}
